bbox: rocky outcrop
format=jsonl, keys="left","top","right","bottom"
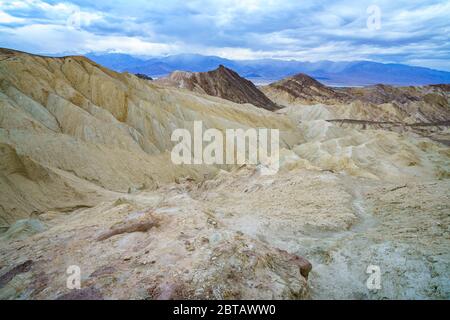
{"left": 263, "top": 73, "right": 450, "bottom": 145}
{"left": 156, "top": 65, "right": 280, "bottom": 111}
{"left": 0, "top": 49, "right": 314, "bottom": 300}
{"left": 263, "top": 73, "right": 450, "bottom": 123}
{"left": 340, "top": 84, "right": 448, "bottom": 105}
{"left": 261, "top": 73, "right": 351, "bottom": 105}
{"left": 0, "top": 48, "right": 449, "bottom": 300}
{"left": 135, "top": 73, "right": 153, "bottom": 81}
{"left": 0, "top": 48, "right": 298, "bottom": 225}
{"left": 339, "top": 84, "right": 450, "bottom": 123}
{"left": 1, "top": 48, "right": 449, "bottom": 224}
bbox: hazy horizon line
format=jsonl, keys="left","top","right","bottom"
{"left": 3, "top": 47, "right": 449, "bottom": 74}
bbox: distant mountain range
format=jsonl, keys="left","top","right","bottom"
{"left": 85, "top": 53, "right": 450, "bottom": 87}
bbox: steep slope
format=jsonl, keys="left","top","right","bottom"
{"left": 338, "top": 84, "right": 450, "bottom": 122}
{"left": 261, "top": 73, "right": 351, "bottom": 105}
{"left": 1, "top": 48, "right": 448, "bottom": 226}
{"left": 0, "top": 48, "right": 298, "bottom": 225}
{"left": 156, "top": 65, "right": 280, "bottom": 111}
{"left": 1, "top": 48, "right": 449, "bottom": 225}
{"left": 333, "top": 85, "right": 450, "bottom": 134}
{"left": 0, "top": 49, "right": 449, "bottom": 300}
{"left": 264, "top": 74, "right": 450, "bottom": 124}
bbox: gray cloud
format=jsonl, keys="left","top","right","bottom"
{"left": 0, "top": 0, "right": 449, "bottom": 70}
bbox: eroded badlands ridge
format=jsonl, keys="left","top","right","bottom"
{"left": 156, "top": 65, "right": 280, "bottom": 111}
{"left": 261, "top": 73, "right": 352, "bottom": 105}
{"left": 0, "top": 48, "right": 449, "bottom": 299}
{"left": 0, "top": 48, "right": 299, "bottom": 226}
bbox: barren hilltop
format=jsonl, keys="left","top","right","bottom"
{"left": 156, "top": 65, "right": 279, "bottom": 111}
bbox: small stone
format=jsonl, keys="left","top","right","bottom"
{"left": 184, "top": 240, "right": 195, "bottom": 252}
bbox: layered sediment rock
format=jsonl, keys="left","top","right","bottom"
{"left": 261, "top": 73, "right": 352, "bottom": 105}
{"left": 0, "top": 49, "right": 449, "bottom": 300}
{"left": 156, "top": 65, "right": 280, "bottom": 111}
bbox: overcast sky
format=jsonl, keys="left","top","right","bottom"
{"left": 0, "top": 0, "right": 449, "bottom": 70}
